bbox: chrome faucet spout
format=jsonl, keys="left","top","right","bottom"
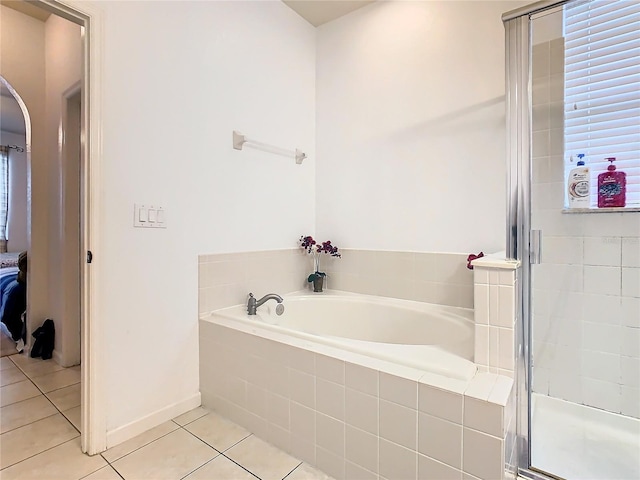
{"left": 247, "top": 292, "right": 284, "bottom": 315}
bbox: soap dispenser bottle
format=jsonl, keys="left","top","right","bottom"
{"left": 598, "top": 157, "right": 626, "bottom": 208}
{"left": 568, "top": 154, "right": 590, "bottom": 209}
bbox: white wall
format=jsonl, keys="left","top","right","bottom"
{"left": 44, "top": 14, "right": 82, "bottom": 366}
{"left": 316, "top": 1, "right": 528, "bottom": 254}
{"left": 0, "top": 130, "right": 28, "bottom": 252}
{"left": 90, "top": 0, "right": 316, "bottom": 436}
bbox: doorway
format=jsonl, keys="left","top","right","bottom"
{"left": 504, "top": 1, "right": 640, "bottom": 479}
{"left": 0, "top": 0, "right": 103, "bottom": 454}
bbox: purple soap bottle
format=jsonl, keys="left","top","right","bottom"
{"left": 598, "top": 157, "right": 626, "bottom": 208}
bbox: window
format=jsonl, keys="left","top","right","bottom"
{"left": 564, "top": 0, "right": 640, "bottom": 209}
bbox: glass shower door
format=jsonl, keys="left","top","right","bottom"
{"left": 528, "top": 2, "right": 640, "bottom": 479}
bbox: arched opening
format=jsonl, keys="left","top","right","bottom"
{"left": 0, "top": 76, "right": 32, "bottom": 352}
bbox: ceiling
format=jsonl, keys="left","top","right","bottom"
{"left": 283, "top": 0, "right": 375, "bottom": 27}
{"left": 0, "top": 86, "right": 26, "bottom": 136}
{"left": 0, "top": 0, "right": 50, "bottom": 21}
{"left": 1, "top": 0, "right": 373, "bottom": 27}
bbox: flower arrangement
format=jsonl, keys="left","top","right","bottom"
{"left": 299, "top": 235, "right": 341, "bottom": 290}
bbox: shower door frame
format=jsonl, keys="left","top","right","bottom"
{"left": 503, "top": 1, "right": 569, "bottom": 479}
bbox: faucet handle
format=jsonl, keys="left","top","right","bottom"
{"left": 248, "top": 293, "right": 254, "bottom": 298}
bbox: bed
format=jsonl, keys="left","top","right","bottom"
{"left": 0, "top": 264, "right": 25, "bottom": 346}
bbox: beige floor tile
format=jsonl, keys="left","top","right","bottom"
{"left": 80, "top": 465, "right": 123, "bottom": 480}
{"left": 286, "top": 463, "right": 336, "bottom": 480}
{"left": 30, "top": 368, "right": 80, "bottom": 393}
{"left": 46, "top": 383, "right": 81, "bottom": 411}
{"left": 184, "top": 454, "right": 256, "bottom": 479}
{"left": 184, "top": 411, "right": 251, "bottom": 452}
{"left": 0, "top": 365, "right": 28, "bottom": 387}
{"left": 0, "top": 379, "right": 40, "bottom": 407}
{"left": 1, "top": 356, "right": 15, "bottom": 371}
{"left": 111, "top": 428, "right": 217, "bottom": 480}
{"left": 226, "top": 435, "right": 301, "bottom": 480}
{"left": 0, "top": 395, "right": 57, "bottom": 434}
{"left": 172, "top": 406, "right": 209, "bottom": 426}
{"left": 63, "top": 405, "right": 81, "bottom": 431}
{"left": 9, "top": 354, "right": 65, "bottom": 378}
{"left": 0, "top": 437, "right": 107, "bottom": 480}
{"left": 0, "top": 413, "right": 79, "bottom": 468}
{"left": 102, "top": 420, "right": 179, "bottom": 463}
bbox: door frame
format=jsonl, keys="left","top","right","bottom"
{"left": 59, "top": 80, "right": 82, "bottom": 368}
{"left": 502, "top": 1, "right": 569, "bottom": 479}
{"left": 35, "top": 0, "right": 106, "bottom": 454}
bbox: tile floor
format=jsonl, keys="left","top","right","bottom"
{"left": 0, "top": 353, "right": 334, "bottom": 480}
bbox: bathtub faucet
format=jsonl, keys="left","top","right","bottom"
{"left": 247, "top": 292, "right": 284, "bottom": 315}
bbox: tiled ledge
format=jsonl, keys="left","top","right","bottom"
{"left": 472, "top": 257, "right": 520, "bottom": 379}
{"left": 471, "top": 257, "right": 520, "bottom": 270}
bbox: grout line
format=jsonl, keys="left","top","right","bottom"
{"left": 180, "top": 426, "right": 260, "bottom": 479}
{"left": 4, "top": 360, "right": 81, "bottom": 433}
{"left": 0, "top": 408, "right": 59, "bottom": 435}
{"left": 102, "top": 425, "right": 181, "bottom": 464}
{"left": 172, "top": 408, "right": 209, "bottom": 428}
{"left": 0, "top": 434, "right": 81, "bottom": 471}
{"left": 78, "top": 462, "right": 124, "bottom": 480}
{"left": 0, "top": 387, "right": 41, "bottom": 408}
{"left": 220, "top": 433, "right": 254, "bottom": 453}
{"left": 219, "top": 452, "right": 262, "bottom": 480}
{"left": 178, "top": 456, "right": 221, "bottom": 480}
{"left": 179, "top": 422, "right": 226, "bottom": 454}
{"left": 43, "top": 381, "right": 81, "bottom": 396}
{"left": 281, "top": 461, "right": 303, "bottom": 480}
{"left": 97, "top": 452, "right": 126, "bottom": 480}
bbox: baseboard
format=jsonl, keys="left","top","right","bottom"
{"left": 51, "top": 349, "right": 80, "bottom": 368}
{"left": 105, "top": 392, "right": 201, "bottom": 449}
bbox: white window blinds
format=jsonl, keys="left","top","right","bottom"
{"left": 564, "top": 0, "right": 640, "bottom": 208}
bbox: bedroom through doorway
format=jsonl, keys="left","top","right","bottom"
{"left": 0, "top": 0, "right": 88, "bottom": 454}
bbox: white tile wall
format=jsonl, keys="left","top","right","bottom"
{"left": 531, "top": 38, "right": 640, "bottom": 419}
{"left": 200, "top": 320, "right": 514, "bottom": 480}
{"left": 418, "top": 413, "right": 462, "bottom": 469}
{"left": 473, "top": 265, "right": 517, "bottom": 377}
{"left": 199, "top": 249, "right": 476, "bottom": 315}
{"left": 323, "top": 250, "right": 474, "bottom": 309}
{"left": 198, "top": 249, "right": 309, "bottom": 315}
{"left": 462, "top": 428, "right": 504, "bottom": 480}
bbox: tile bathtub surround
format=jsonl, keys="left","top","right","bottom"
{"left": 198, "top": 248, "right": 476, "bottom": 315}
{"left": 320, "top": 249, "right": 475, "bottom": 308}
{"left": 200, "top": 319, "right": 515, "bottom": 480}
{"left": 198, "top": 249, "right": 310, "bottom": 315}
{"left": 472, "top": 258, "right": 520, "bottom": 378}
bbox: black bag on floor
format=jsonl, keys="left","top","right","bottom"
{"left": 31, "top": 319, "right": 55, "bottom": 360}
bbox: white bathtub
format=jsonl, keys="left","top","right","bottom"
{"left": 207, "top": 290, "right": 477, "bottom": 381}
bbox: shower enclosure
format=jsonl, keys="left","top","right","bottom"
{"left": 503, "top": 1, "right": 639, "bottom": 479}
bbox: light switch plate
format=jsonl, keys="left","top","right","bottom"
{"left": 134, "top": 203, "right": 166, "bottom": 228}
